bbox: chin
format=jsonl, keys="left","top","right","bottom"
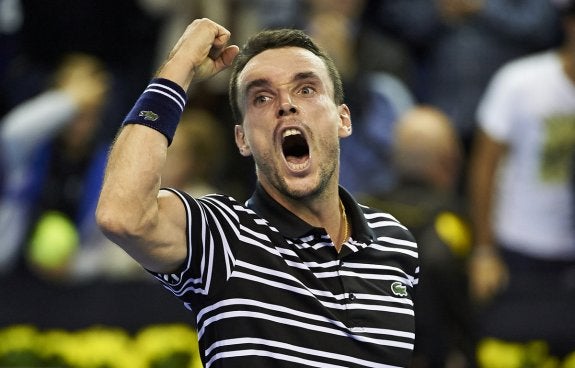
{"left": 281, "top": 176, "right": 327, "bottom": 200}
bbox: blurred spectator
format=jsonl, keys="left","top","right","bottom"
{"left": 0, "top": 53, "right": 140, "bottom": 281}
{"left": 360, "top": 106, "right": 475, "bottom": 368}
{"left": 248, "top": 0, "right": 307, "bottom": 29}
{"left": 1, "top": 0, "right": 163, "bottom": 146}
{"left": 364, "top": 0, "right": 561, "bottom": 155}
{"left": 468, "top": 0, "right": 575, "bottom": 357}
{"left": 305, "top": 0, "right": 415, "bottom": 196}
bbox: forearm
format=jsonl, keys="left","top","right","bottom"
{"left": 97, "top": 70, "right": 191, "bottom": 232}
{"left": 468, "top": 130, "right": 504, "bottom": 249}
{"left": 96, "top": 120, "right": 190, "bottom": 272}
{"left": 468, "top": 130, "right": 509, "bottom": 300}
{"left": 97, "top": 125, "right": 167, "bottom": 236}
{"left": 469, "top": 167, "right": 493, "bottom": 247}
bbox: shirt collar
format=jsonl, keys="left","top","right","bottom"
{"left": 246, "top": 183, "right": 375, "bottom": 244}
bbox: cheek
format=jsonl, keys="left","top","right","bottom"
{"left": 243, "top": 108, "right": 273, "bottom": 132}
{"left": 311, "top": 105, "right": 344, "bottom": 134}
{"left": 243, "top": 128, "right": 272, "bottom": 157}
{"left": 253, "top": 133, "right": 276, "bottom": 155}
{"left": 243, "top": 109, "right": 277, "bottom": 136}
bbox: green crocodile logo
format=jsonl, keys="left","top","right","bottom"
{"left": 139, "top": 110, "right": 159, "bottom": 121}
{"left": 391, "top": 282, "right": 408, "bottom": 297}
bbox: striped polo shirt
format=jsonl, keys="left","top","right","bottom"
{"left": 152, "top": 184, "right": 419, "bottom": 367}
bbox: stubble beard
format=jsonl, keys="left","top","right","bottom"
{"left": 255, "top": 144, "right": 340, "bottom": 202}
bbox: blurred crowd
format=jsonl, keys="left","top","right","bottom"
{"left": 1, "top": 0, "right": 574, "bottom": 367}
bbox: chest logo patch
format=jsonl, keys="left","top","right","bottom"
{"left": 391, "top": 281, "right": 408, "bottom": 297}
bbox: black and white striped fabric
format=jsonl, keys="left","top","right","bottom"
{"left": 152, "top": 184, "right": 419, "bottom": 368}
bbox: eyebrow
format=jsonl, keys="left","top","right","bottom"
{"left": 243, "top": 78, "right": 270, "bottom": 97}
{"left": 243, "top": 71, "right": 321, "bottom": 96}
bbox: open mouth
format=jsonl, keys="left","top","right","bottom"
{"left": 282, "top": 128, "right": 310, "bottom": 170}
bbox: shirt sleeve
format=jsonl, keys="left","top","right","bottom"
{"left": 476, "top": 61, "right": 522, "bottom": 142}
{"left": 149, "top": 189, "right": 243, "bottom": 307}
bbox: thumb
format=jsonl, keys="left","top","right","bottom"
{"left": 220, "top": 45, "right": 240, "bottom": 67}
{"left": 210, "top": 45, "right": 239, "bottom": 73}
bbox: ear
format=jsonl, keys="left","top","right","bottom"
{"left": 337, "top": 104, "right": 352, "bottom": 138}
{"left": 234, "top": 124, "right": 251, "bottom": 156}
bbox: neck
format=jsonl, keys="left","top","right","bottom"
{"left": 256, "top": 180, "right": 346, "bottom": 249}
{"left": 335, "top": 198, "right": 349, "bottom": 252}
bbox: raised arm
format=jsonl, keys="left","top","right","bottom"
{"left": 95, "top": 18, "right": 239, "bottom": 273}
{"left": 1, "top": 54, "right": 108, "bottom": 172}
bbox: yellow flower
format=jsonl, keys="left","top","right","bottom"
{"left": 135, "top": 324, "right": 200, "bottom": 367}
{"left": 563, "top": 352, "right": 575, "bottom": 368}
{"left": 0, "top": 325, "right": 38, "bottom": 354}
{"left": 0, "top": 324, "right": 203, "bottom": 368}
{"left": 477, "top": 338, "right": 526, "bottom": 368}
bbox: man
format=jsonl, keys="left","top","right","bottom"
{"left": 97, "top": 18, "right": 418, "bottom": 367}
{"left": 468, "top": 1, "right": 575, "bottom": 357}
{"left": 0, "top": 53, "right": 110, "bottom": 277}
{"left": 361, "top": 106, "right": 475, "bottom": 367}
{"left": 363, "top": 0, "right": 559, "bottom": 153}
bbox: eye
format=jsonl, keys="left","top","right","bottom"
{"left": 253, "top": 94, "right": 272, "bottom": 105}
{"left": 299, "top": 86, "right": 315, "bottom": 96}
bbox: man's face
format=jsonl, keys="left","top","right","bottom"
{"left": 235, "top": 47, "right": 351, "bottom": 201}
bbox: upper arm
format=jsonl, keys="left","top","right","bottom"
{"left": 98, "top": 188, "right": 189, "bottom": 274}
{"left": 149, "top": 189, "right": 189, "bottom": 272}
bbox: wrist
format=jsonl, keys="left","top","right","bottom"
{"left": 122, "top": 78, "right": 187, "bottom": 146}
{"left": 156, "top": 57, "right": 196, "bottom": 91}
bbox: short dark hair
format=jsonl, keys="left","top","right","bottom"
{"left": 228, "top": 28, "right": 344, "bottom": 123}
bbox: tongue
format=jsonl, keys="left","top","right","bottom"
{"left": 285, "top": 154, "right": 309, "bottom": 171}
{"left": 285, "top": 154, "right": 308, "bottom": 164}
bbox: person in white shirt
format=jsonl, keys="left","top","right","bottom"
{"left": 468, "top": 1, "right": 575, "bottom": 356}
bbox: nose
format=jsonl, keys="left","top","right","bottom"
{"left": 278, "top": 102, "right": 297, "bottom": 117}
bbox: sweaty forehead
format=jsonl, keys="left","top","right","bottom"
{"left": 237, "top": 47, "right": 332, "bottom": 92}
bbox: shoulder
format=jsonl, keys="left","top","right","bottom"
{"left": 494, "top": 51, "right": 557, "bottom": 86}
{"left": 161, "top": 189, "right": 250, "bottom": 222}
{"left": 358, "top": 202, "right": 416, "bottom": 244}
{"left": 360, "top": 203, "right": 406, "bottom": 226}
{"left": 356, "top": 203, "right": 419, "bottom": 282}
{"left": 164, "top": 190, "right": 240, "bottom": 207}
{"left": 362, "top": 205, "right": 403, "bottom": 224}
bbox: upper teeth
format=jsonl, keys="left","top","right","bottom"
{"left": 283, "top": 129, "right": 301, "bottom": 138}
